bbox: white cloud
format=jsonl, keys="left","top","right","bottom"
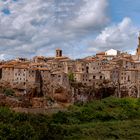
{"left": 70, "top": 0, "right": 109, "bottom": 29}
{"left": 0, "top": 0, "right": 109, "bottom": 59}
{"left": 88, "top": 17, "right": 138, "bottom": 54}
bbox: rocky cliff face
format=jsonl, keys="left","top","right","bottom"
{"left": 0, "top": 80, "right": 139, "bottom": 109}
{"left": 70, "top": 81, "right": 116, "bottom": 103}
{"left": 70, "top": 81, "right": 139, "bottom": 103}
{"left": 119, "top": 83, "right": 138, "bottom": 98}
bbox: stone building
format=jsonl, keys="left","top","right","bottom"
{"left": 96, "top": 52, "right": 105, "bottom": 59}
{"left": 51, "top": 71, "right": 69, "bottom": 88}
{"left": 13, "top": 65, "right": 28, "bottom": 86}
{"left": 1, "top": 34, "right": 140, "bottom": 99}
{"left": 1, "top": 65, "right": 14, "bottom": 84}
{"left": 33, "top": 56, "right": 48, "bottom": 63}
{"left": 1, "top": 61, "right": 41, "bottom": 92}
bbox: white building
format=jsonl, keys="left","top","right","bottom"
{"left": 105, "top": 49, "right": 120, "bottom": 56}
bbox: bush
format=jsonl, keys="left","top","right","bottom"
{"left": 68, "top": 72, "right": 74, "bottom": 82}
{"left": 3, "top": 88, "right": 15, "bottom": 96}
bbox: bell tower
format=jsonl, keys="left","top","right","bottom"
{"left": 136, "top": 32, "right": 140, "bottom": 55}
{"left": 56, "top": 49, "right": 62, "bottom": 57}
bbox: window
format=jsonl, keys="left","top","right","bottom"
{"left": 86, "top": 67, "right": 89, "bottom": 73}
{"left": 93, "top": 76, "right": 96, "bottom": 79}
{"left": 128, "top": 76, "right": 130, "bottom": 81}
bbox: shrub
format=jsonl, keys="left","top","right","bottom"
{"left": 68, "top": 72, "right": 74, "bottom": 82}
{"left": 3, "top": 88, "right": 15, "bottom": 96}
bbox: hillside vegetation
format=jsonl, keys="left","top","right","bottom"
{"left": 1, "top": 97, "right": 140, "bottom": 139}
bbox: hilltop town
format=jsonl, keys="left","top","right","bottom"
{"left": 0, "top": 35, "right": 140, "bottom": 109}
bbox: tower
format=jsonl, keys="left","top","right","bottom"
{"left": 136, "top": 32, "right": 140, "bottom": 55}
{"left": 56, "top": 49, "right": 62, "bottom": 57}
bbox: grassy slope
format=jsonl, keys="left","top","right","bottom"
{"left": 49, "top": 97, "right": 140, "bottom": 140}
{"left": 60, "top": 120, "right": 140, "bottom": 140}
{"left": 0, "top": 97, "right": 140, "bottom": 139}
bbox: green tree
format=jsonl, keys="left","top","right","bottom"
{"left": 68, "top": 72, "right": 74, "bottom": 82}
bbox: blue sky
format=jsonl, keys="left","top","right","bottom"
{"left": 109, "top": 0, "right": 140, "bottom": 25}
{"left": 0, "top": 0, "right": 139, "bottom": 59}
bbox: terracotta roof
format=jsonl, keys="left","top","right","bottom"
{"left": 30, "top": 63, "right": 47, "bottom": 66}
{"left": 82, "top": 59, "right": 96, "bottom": 62}
{"left": 2, "top": 63, "right": 29, "bottom": 69}
{"left": 37, "top": 68, "right": 49, "bottom": 71}
{"left": 2, "top": 65, "right": 14, "bottom": 68}
{"left": 14, "top": 66, "right": 28, "bottom": 69}
{"left": 96, "top": 52, "right": 105, "bottom": 55}
{"left": 4, "top": 61, "right": 30, "bottom": 66}
{"left": 55, "top": 56, "right": 70, "bottom": 60}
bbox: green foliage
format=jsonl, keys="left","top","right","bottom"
{"left": 49, "top": 97, "right": 140, "bottom": 139}
{"left": 50, "top": 97, "right": 140, "bottom": 124}
{"left": 68, "top": 72, "right": 74, "bottom": 82}
{"left": 0, "top": 97, "right": 140, "bottom": 139}
{"left": 3, "top": 88, "right": 15, "bottom": 96}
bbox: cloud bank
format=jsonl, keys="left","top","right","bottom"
{"left": 0, "top": 0, "right": 108, "bottom": 59}
{"left": 0, "top": 0, "right": 138, "bottom": 59}
{"left": 88, "top": 17, "right": 138, "bottom": 54}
